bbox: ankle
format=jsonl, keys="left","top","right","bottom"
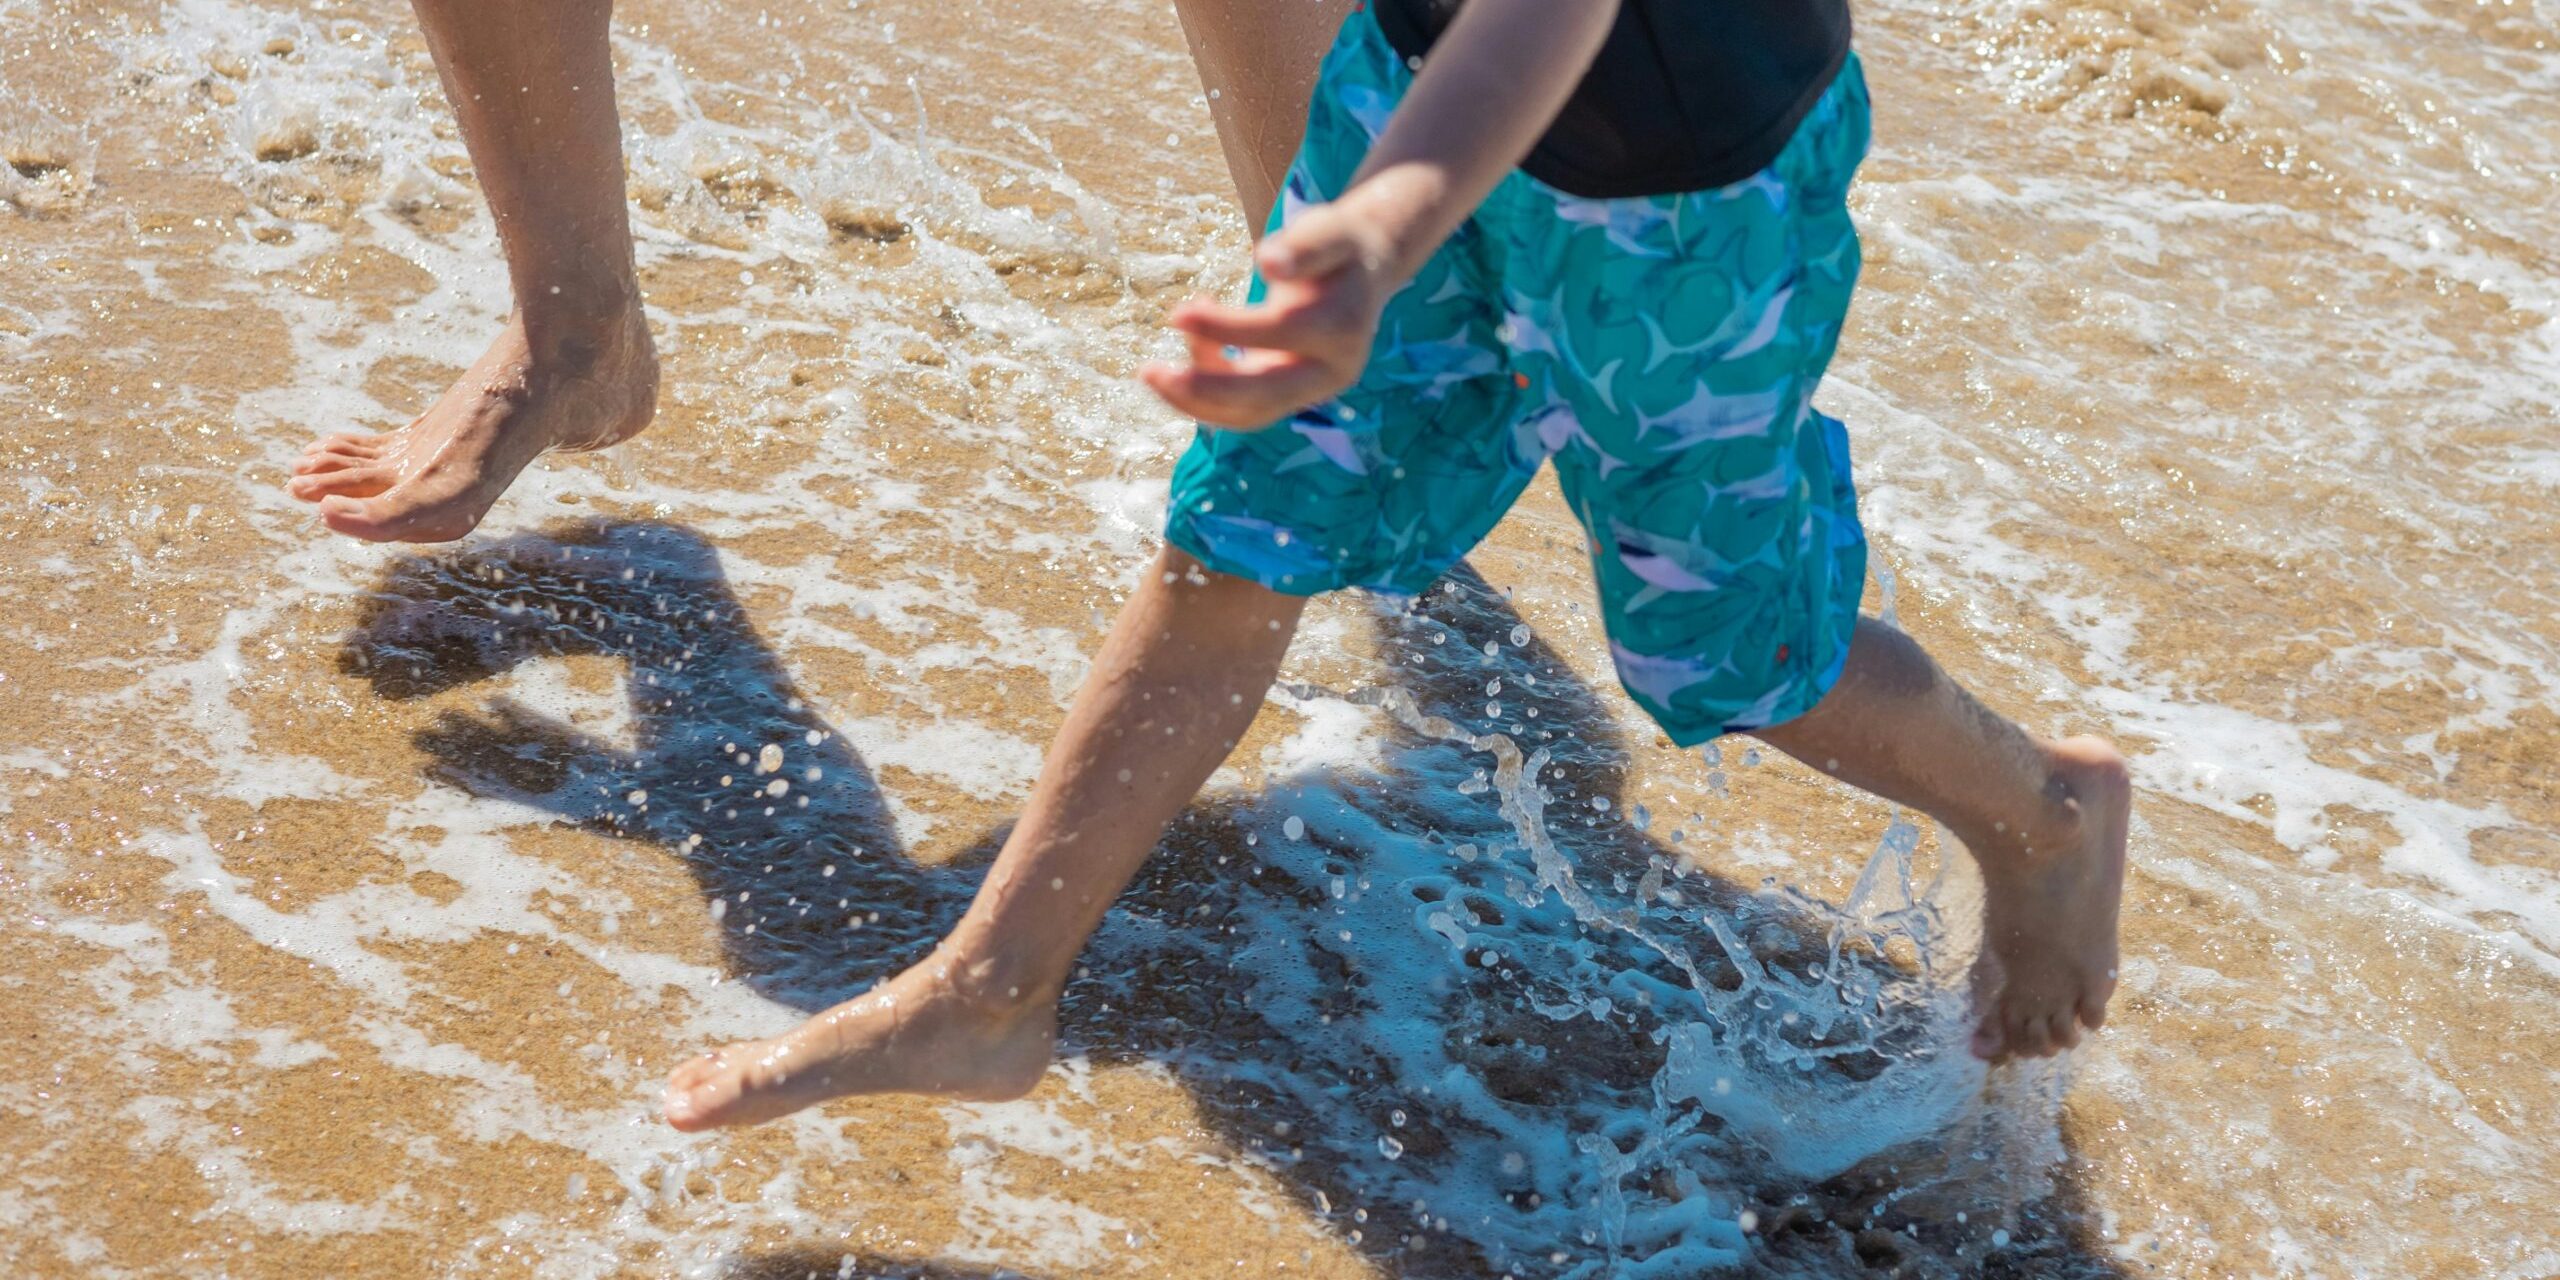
{"left": 1963, "top": 742, "right": 2127, "bottom": 869}
{"left": 517, "top": 290, "right": 650, "bottom": 373}
{"left": 920, "top": 942, "right": 1069, "bottom": 1017}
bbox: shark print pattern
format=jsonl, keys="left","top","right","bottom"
{"left": 1166, "top": 12, "right": 1874, "bottom": 744}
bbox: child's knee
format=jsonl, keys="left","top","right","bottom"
{"left": 1831, "top": 616, "right": 1939, "bottom": 702}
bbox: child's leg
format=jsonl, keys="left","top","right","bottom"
{"left": 288, "top": 0, "right": 657, "bottom": 542}
{"left": 1172, "top": 0, "right": 1354, "bottom": 232}
{"left": 1748, "top": 617, "right": 2129, "bottom": 1061}
{"left": 662, "top": 547, "right": 1303, "bottom": 1129}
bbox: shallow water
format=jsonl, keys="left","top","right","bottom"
{"left": 2, "top": 0, "right": 2555, "bottom": 1275}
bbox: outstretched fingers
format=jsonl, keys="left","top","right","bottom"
{"left": 1141, "top": 351, "right": 1339, "bottom": 429}
{"left": 1168, "top": 297, "right": 1305, "bottom": 351}
{"left": 1258, "top": 202, "right": 1383, "bottom": 281}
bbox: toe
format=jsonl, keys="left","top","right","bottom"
{"left": 302, "top": 432, "right": 386, "bottom": 459}
{"left": 289, "top": 466, "right": 395, "bottom": 502}
{"left": 1970, "top": 1014, "right": 2005, "bottom": 1061}
{"left": 665, "top": 1052, "right": 724, "bottom": 1093}
{"left": 663, "top": 1071, "right": 738, "bottom": 1131}
{"left": 2005, "top": 1007, "right": 2055, "bottom": 1059}
{"left": 319, "top": 492, "right": 475, "bottom": 543}
{"left": 662, "top": 1047, "right": 760, "bottom": 1131}
{"left": 292, "top": 450, "right": 376, "bottom": 477}
{"left": 2078, "top": 995, "right": 2110, "bottom": 1035}
{"left": 317, "top": 495, "right": 414, "bottom": 542}
{"left": 2044, "top": 1010, "right": 2082, "bottom": 1052}
{"left": 2081, "top": 974, "right": 2118, "bottom": 1030}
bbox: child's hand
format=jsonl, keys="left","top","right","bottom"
{"left": 1142, "top": 202, "right": 1398, "bottom": 429}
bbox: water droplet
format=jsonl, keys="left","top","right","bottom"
{"left": 757, "top": 743, "right": 784, "bottom": 773}
{"left": 1283, "top": 815, "right": 1305, "bottom": 840}
{"left": 709, "top": 899, "right": 728, "bottom": 922}
{"left": 1509, "top": 624, "right": 1530, "bottom": 645}
{"left": 1390, "top": 1109, "right": 1406, "bottom": 1127}
{"left": 1378, "top": 1135, "right": 1404, "bottom": 1160}
{"left": 626, "top": 789, "right": 648, "bottom": 806}
{"left": 1992, "top": 1229, "right": 2012, "bottom": 1248}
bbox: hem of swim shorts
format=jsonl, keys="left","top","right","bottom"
{"left": 1653, "top": 630, "right": 1857, "bottom": 749}
{"left": 1160, "top": 521, "right": 1358, "bottom": 600}
{"left": 1638, "top": 611, "right": 1863, "bottom": 747}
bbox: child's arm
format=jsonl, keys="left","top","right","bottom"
{"left": 1142, "top": 0, "right": 1621, "bottom": 428}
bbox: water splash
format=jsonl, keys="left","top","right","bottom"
{"left": 1079, "top": 578, "right": 2005, "bottom": 1277}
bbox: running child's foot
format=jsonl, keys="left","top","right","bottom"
{"left": 288, "top": 306, "right": 656, "bottom": 543}
{"left": 1966, "top": 736, "right": 2131, "bottom": 1061}
{"left": 661, "top": 952, "right": 1060, "bottom": 1131}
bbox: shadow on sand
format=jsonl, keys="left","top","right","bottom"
{"left": 344, "top": 519, "right": 2128, "bottom": 1280}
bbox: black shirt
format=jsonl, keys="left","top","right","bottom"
{"left": 1369, "top": 0, "right": 1853, "bottom": 199}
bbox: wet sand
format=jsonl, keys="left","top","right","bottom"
{"left": 2, "top": 0, "right": 2556, "bottom": 1275}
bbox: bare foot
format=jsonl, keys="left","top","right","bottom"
{"left": 661, "top": 954, "right": 1059, "bottom": 1131}
{"left": 1965, "top": 736, "right": 2131, "bottom": 1061}
{"left": 289, "top": 307, "right": 656, "bottom": 542}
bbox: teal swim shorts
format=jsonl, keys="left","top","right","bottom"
{"left": 1164, "top": 12, "right": 1873, "bottom": 745}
